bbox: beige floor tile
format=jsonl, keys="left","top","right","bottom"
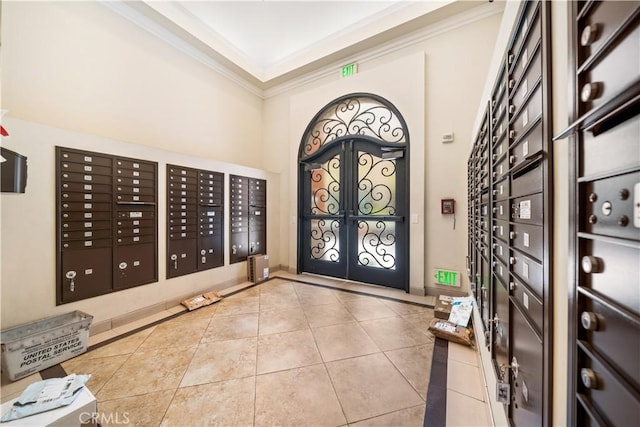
{"left": 448, "top": 342, "right": 479, "bottom": 367}
{"left": 341, "top": 298, "right": 398, "bottom": 321}
{"left": 180, "top": 338, "right": 257, "bottom": 387}
{"left": 227, "top": 286, "right": 260, "bottom": 298}
{"left": 96, "top": 346, "right": 196, "bottom": 401}
{"left": 255, "top": 364, "right": 346, "bottom": 427}
{"left": 385, "top": 342, "right": 435, "bottom": 399}
{"left": 326, "top": 353, "right": 423, "bottom": 423}
{"left": 447, "top": 359, "right": 485, "bottom": 401}
{"left": 161, "top": 377, "right": 255, "bottom": 427}
{"left": 137, "top": 318, "right": 210, "bottom": 351}
{"left": 257, "top": 329, "right": 322, "bottom": 374}
{"left": 97, "top": 389, "right": 175, "bottom": 427}
{"left": 294, "top": 283, "right": 340, "bottom": 305}
{"left": 73, "top": 328, "right": 156, "bottom": 361}
{"left": 62, "top": 354, "right": 130, "bottom": 394}
{"left": 350, "top": 404, "right": 426, "bottom": 427}
{"left": 402, "top": 310, "right": 435, "bottom": 330}
{"left": 332, "top": 290, "right": 378, "bottom": 303}
{"left": 213, "top": 296, "right": 259, "bottom": 317}
{"left": 303, "top": 303, "right": 356, "bottom": 328}
{"left": 312, "top": 322, "right": 379, "bottom": 362}
{"left": 360, "top": 316, "right": 432, "bottom": 351}
{"left": 258, "top": 306, "right": 308, "bottom": 336}
{"left": 259, "top": 281, "right": 296, "bottom": 295}
{"left": 259, "top": 291, "right": 301, "bottom": 311}
{"left": 201, "top": 312, "right": 259, "bottom": 342}
{"left": 446, "top": 389, "right": 489, "bottom": 427}
{"left": 381, "top": 299, "right": 431, "bottom": 316}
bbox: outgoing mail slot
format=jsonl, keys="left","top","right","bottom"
{"left": 114, "top": 242, "right": 157, "bottom": 289}
{"left": 60, "top": 248, "right": 112, "bottom": 303}
{"left": 510, "top": 306, "right": 543, "bottom": 427}
{"left": 512, "top": 252, "right": 543, "bottom": 298}
{"left": 511, "top": 84, "right": 542, "bottom": 137}
{"left": 60, "top": 172, "right": 112, "bottom": 185}
{"left": 61, "top": 182, "right": 111, "bottom": 194}
{"left": 513, "top": 277, "right": 543, "bottom": 334}
{"left": 577, "top": 347, "right": 640, "bottom": 427}
{"left": 580, "top": 294, "right": 640, "bottom": 389}
{"left": 580, "top": 238, "right": 639, "bottom": 314}
{"left": 512, "top": 193, "right": 543, "bottom": 225}
{"left": 60, "top": 162, "right": 111, "bottom": 176}
{"left": 511, "top": 160, "right": 543, "bottom": 198}
{"left": 582, "top": 171, "right": 640, "bottom": 240}
{"left": 512, "top": 223, "right": 543, "bottom": 263}
{"left": 62, "top": 192, "right": 112, "bottom": 203}
{"left": 116, "top": 159, "right": 156, "bottom": 173}
{"left": 60, "top": 151, "right": 112, "bottom": 167}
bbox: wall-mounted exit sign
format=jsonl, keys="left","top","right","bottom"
{"left": 341, "top": 63, "right": 358, "bottom": 78}
{"left": 433, "top": 268, "right": 460, "bottom": 287}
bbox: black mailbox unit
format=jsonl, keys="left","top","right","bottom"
{"left": 229, "top": 174, "right": 266, "bottom": 264}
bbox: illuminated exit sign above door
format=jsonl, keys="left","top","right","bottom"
{"left": 433, "top": 268, "right": 460, "bottom": 287}
{"left": 341, "top": 63, "right": 358, "bottom": 78}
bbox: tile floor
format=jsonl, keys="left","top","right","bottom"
{"left": 1, "top": 274, "right": 491, "bottom": 426}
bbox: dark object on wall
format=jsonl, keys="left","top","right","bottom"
{"left": 229, "top": 175, "right": 266, "bottom": 264}
{"left": 1, "top": 147, "right": 27, "bottom": 193}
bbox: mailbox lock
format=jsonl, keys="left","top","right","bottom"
{"left": 581, "top": 368, "right": 598, "bottom": 389}
{"left": 65, "top": 270, "right": 77, "bottom": 293}
{"left": 509, "top": 282, "right": 516, "bottom": 291}
{"left": 171, "top": 254, "right": 178, "bottom": 269}
{"left": 119, "top": 262, "right": 128, "bottom": 270}
{"left": 500, "top": 357, "right": 520, "bottom": 380}
{"left": 581, "top": 256, "right": 603, "bottom": 274}
{"left": 580, "top": 23, "right": 599, "bottom": 46}
{"left": 581, "top": 82, "right": 602, "bottom": 102}
{"left": 601, "top": 201, "right": 612, "bottom": 216}
{"left": 581, "top": 311, "right": 600, "bottom": 331}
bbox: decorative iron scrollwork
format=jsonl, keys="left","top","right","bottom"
{"left": 357, "top": 220, "right": 396, "bottom": 270}
{"left": 311, "top": 156, "right": 341, "bottom": 215}
{"left": 310, "top": 219, "right": 340, "bottom": 262}
{"left": 357, "top": 152, "right": 396, "bottom": 215}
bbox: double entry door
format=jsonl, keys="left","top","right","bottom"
{"left": 299, "top": 139, "right": 407, "bottom": 290}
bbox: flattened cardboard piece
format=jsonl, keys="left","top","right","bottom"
{"left": 428, "top": 318, "right": 475, "bottom": 347}
{"left": 181, "top": 291, "right": 223, "bottom": 311}
{"left": 203, "top": 291, "right": 222, "bottom": 304}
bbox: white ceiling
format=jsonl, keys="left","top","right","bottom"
{"left": 105, "top": 1, "right": 493, "bottom": 90}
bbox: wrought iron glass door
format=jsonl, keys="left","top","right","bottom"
{"left": 299, "top": 140, "right": 407, "bottom": 290}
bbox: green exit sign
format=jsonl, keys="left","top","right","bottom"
{"left": 434, "top": 269, "right": 460, "bottom": 287}
{"left": 341, "top": 63, "right": 358, "bottom": 78}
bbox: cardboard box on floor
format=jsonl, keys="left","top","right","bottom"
{"left": 434, "top": 295, "right": 454, "bottom": 320}
{"left": 181, "top": 291, "right": 222, "bottom": 311}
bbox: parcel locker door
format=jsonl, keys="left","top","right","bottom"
{"left": 249, "top": 206, "right": 266, "bottom": 256}
{"left": 510, "top": 306, "right": 543, "bottom": 427}
{"left": 166, "top": 239, "right": 197, "bottom": 279}
{"left": 493, "top": 279, "right": 510, "bottom": 373}
{"left": 114, "top": 243, "right": 157, "bottom": 289}
{"left": 198, "top": 236, "right": 223, "bottom": 270}
{"left": 61, "top": 248, "right": 112, "bottom": 303}
{"left": 230, "top": 232, "right": 249, "bottom": 264}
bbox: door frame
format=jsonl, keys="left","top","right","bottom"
{"left": 296, "top": 93, "right": 410, "bottom": 291}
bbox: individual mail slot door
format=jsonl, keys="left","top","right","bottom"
{"left": 168, "top": 174, "right": 198, "bottom": 186}
{"left": 512, "top": 223, "right": 543, "bottom": 263}
{"left": 117, "top": 193, "right": 156, "bottom": 204}
{"left": 116, "top": 234, "right": 155, "bottom": 245}
{"left": 578, "top": 22, "right": 640, "bottom": 115}
{"left": 512, "top": 278, "right": 543, "bottom": 335}
{"left": 117, "top": 207, "right": 154, "bottom": 219}
{"left": 60, "top": 248, "right": 112, "bottom": 303}
{"left": 493, "top": 219, "right": 509, "bottom": 243}
{"left": 510, "top": 11, "right": 541, "bottom": 85}
{"left": 511, "top": 85, "right": 542, "bottom": 139}
{"left": 62, "top": 238, "right": 112, "bottom": 250}
{"left": 509, "top": 0, "right": 539, "bottom": 67}
{"left": 61, "top": 229, "right": 112, "bottom": 241}
{"left": 511, "top": 49, "right": 542, "bottom": 110}
{"left": 577, "top": 347, "right": 640, "bottom": 427}
{"left": 492, "top": 178, "right": 510, "bottom": 201}
{"left": 167, "top": 166, "right": 197, "bottom": 179}
{"left": 167, "top": 202, "right": 197, "bottom": 214}
{"left": 61, "top": 202, "right": 111, "bottom": 212}
{"left": 580, "top": 1, "right": 639, "bottom": 60}
{"left": 116, "top": 159, "right": 156, "bottom": 173}
{"left": 512, "top": 193, "right": 543, "bottom": 225}
{"left": 493, "top": 155, "right": 509, "bottom": 182}
{"left": 492, "top": 133, "right": 509, "bottom": 163}
{"left": 114, "top": 243, "right": 157, "bottom": 289}
{"left": 117, "top": 177, "right": 155, "bottom": 188}
{"left": 493, "top": 238, "right": 510, "bottom": 265}
{"left": 582, "top": 171, "right": 640, "bottom": 240}
{"left": 511, "top": 160, "right": 543, "bottom": 198}
{"left": 168, "top": 195, "right": 198, "bottom": 205}
{"left": 117, "top": 219, "right": 155, "bottom": 230}
{"left": 230, "top": 232, "right": 249, "bottom": 264}
{"left": 61, "top": 220, "right": 111, "bottom": 231}
{"left": 198, "top": 236, "right": 223, "bottom": 270}
{"left": 60, "top": 162, "right": 112, "bottom": 176}
{"left": 480, "top": 256, "right": 491, "bottom": 330}
{"left": 249, "top": 207, "right": 266, "bottom": 225}
{"left": 61, "top": 192, "right": 112, "bottom": 203}
{"left": 510, "top": 121, "right": 543, "bottom": 171}
{"left": 512, "top": 252, "right": 543, "bottom": 298}
{"left": 167, "top": 239, "right": 197, "bottom": 279}
{"left": 115, "top": 168, "right": 155, "bottom": 181}
{"left": 61, "top": 182, "right": 112, "bottom": 194}
{"left": 493, "top": 279, "right": 510, "bottom": 371}
{"left": 249, "top": 193, "right": 266, "bottom": 205}
{"left": 582, "top": 116, "right": 640, "bottom": 177}
{"left": 116, "top": 185, "right": 155, "bottom": 197}
{"left": 59, "top": 151, "right": 112, "bottom": 167}
{"left": 168, "top": 230, "right": 198, "bottom": 240}
{"left": 62, "top": 211, "right": 111, "bottom": 221}
{"left": 169, "top": 223, "right": 198, "bottom": 234}
{"left": 493, "top": 256, "right": 510, "bottom": 286}
{"left": 168, "top": 210, "right": 198, "bottom": 221}
{"left": 494, "top": 200, "right": 510, "bottom": 220}
{"left": 580, "top": 294, "right": 640, "bottom": 389}
{"left": 116, "top": 226, "right": 154, "bottom": 238}
{"left": 580, "top": 239, "right": 639, "bottom": 314}
{"left": 510, "top": 305, "right": 543, "bottom": 427}
{"left": 61, "top": 172, "right": 112, "bottom": 185}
